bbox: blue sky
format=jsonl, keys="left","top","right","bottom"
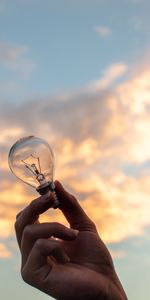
{"left": 0, "top": 1, "right": 150, "bottom": 300}
{"left": 0, "top": 0, "right": 150, "bottom": 99}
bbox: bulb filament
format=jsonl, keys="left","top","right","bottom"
{"left": 21, "top": 154, "right": 45, "bottom": 184}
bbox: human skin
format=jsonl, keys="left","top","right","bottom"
{"left": 15, "top": 181, "right": 128, "bottom": 300}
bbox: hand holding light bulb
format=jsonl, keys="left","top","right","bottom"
{"left": 8, "top": 136, "right": 60, "bottom": 208}
{"left": 9, "top": 137, "right": 127, "bottom": 299}
{"left": 14, "top": 181, "right": 127, "bottom": 300}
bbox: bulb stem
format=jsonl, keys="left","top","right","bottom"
{"left": 37, "top": 181, "right": 60, "bottom": 209}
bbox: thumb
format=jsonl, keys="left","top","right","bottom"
{"left": 55, "top": 181, "right": 96, "bottom": 232}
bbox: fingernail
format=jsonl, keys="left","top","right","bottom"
{"left": 70, "top": 229, "right": 79, "bottom": 236}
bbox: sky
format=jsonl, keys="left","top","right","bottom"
{"left": 0, "top": 0, "right": 150, "bottom": 299}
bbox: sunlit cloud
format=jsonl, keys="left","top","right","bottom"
{"left": 94, "top": 25, "right": 111, "bottom": 37}
{"left": 0, "top": 60, "right": 150, "bottom": 252}
{"left": 86, "top": 63, "right": 128, "bottom": 92}
{"left": 0, "top": 243, "right": 11, "bottom": 259}
{"left": 0, "top": 128, "right": 24, "bottom": 145}
{"left": 0, "top": 181, "right": 34, "bottom": 239}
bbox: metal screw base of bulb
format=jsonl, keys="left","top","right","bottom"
{"left": 52, "top": 191, "right": 60, "bottom": 209}
{"left": 37, "top": 181, "right": 60, "bottom": 209}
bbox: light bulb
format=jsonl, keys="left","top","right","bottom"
{"left": 8, "top": 136, "right": 60, "bottom": 208}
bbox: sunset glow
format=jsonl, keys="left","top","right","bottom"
{"left": 0, "top": 1, "right": 150, "bottom": 300}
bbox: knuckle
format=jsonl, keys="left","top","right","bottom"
{"left": 22, "top": 225, "right": 32, "bottom": 239}
{"left": 29, "top": 199, "right": 37, "bottom": 211}
{"left": 15, "top": 210, "right": 23, "bottom": 230}
{"left": 54, "top": 241, "right": 61, "bottom": 250}
{"left": 88, "top": 219, "right": 97, "bottom": 231}
{"left": 21, "top": 268, "right": 35, "bottom": 285}
{"left": 34, "top": 238, "right": 44, "bottom": 250}
{"left": 51, "top": 221, "right": 59, "bottom": 227}
{"left": 14, "top": 220, "right": 19, "bottom": 232}
{"left": 21, "top": 268, "right": 30, "bottom": 283}
{"left": 15, "top": 210, "right": 22, "bottom": 220}
{"left": 51, "top": 222, "right": 62, "bottom": 229}
{"left": 70, "top": 194, "right": 77, "bottom": 202}
{"left": 69, "top": 193, "right": 79, "bottom": 206}
{"left": 77, "top": 218, "right": 97, "bottom": 232}
{"left": 89, "top": 218, "right": 96, "bottom": 227}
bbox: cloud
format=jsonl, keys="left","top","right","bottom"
{"left": 86, "top": 63, "right": 128, "bottom": 92}
{"left": 0, "top": 80, "right": 24, "bottom": 97}
{"left": 108, "top": 249, "right": 126, "bottom": 260}
{"left": 0, "top": 61, "right": 150, "bottom": 251}
{"left": 0, "top": 128, "right": 24, "bottom": 145}
{"left": 0, "top": 43, "right": 36, "bottom": 79}
{"left": 95, "top": 25, "right": 111, "bottom": 37}
{"left": 0, "top": 243, "right": 11, "bottom": 259}
{"left": 0, "top": 180, "right": 35, "bottom": 239}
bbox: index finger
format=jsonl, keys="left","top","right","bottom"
{"left": 15, "top": 191, "right": 54, "bottom": 247}
{"left": 55, "top": 181, "right": 96, "bottom": 232}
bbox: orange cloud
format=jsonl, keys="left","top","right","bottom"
{"left": 0, "top": 243, "right": 11, "bottom": 259}
{"left": 0, "top": 127, "right": 24, "bottom": 145}
{"left": 0, "top": 181, "right": 34, "bottom": 239}
{"left": 62, "top": 172, "right": 150, "bottom": 243}
{"left": 0, "top": 60, "right": 150, "bottom": 254}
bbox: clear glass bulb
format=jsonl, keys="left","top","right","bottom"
{"left": 8, "top": 136, "right": 60, "bottom": 208}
